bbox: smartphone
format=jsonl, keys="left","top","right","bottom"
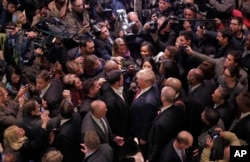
{"left": 40, "top": 107, "right": 45, "bottom": 113}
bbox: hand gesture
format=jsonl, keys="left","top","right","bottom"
{"left": 97, "top": 78, "right": 106, "bottom": 86}
{"left": 114, "top": 136, "right": 124, "bottom": 146}
{"left": 205, "top": 136, "right": 214, "bottom": 149}
{"left": 62, "top": 89, "right": 71, "bottom": 100}
{"left": 214, "top": 127, "right": 224, "bottom": 137}
{"left": 80, "top": 143, "right": 88, "bottom": 154}
{"left": 214, "top": 18, "right": 222, "bottom": 26}
{"left": 41, "top": 110, "right": 49, "bottom": 129}
{"left": 17, "top": 85, "right": 28, "bottom": 98}
{"left": 34, "top": 47, "right": 44, "bottom": 56}
{"left": 184, "top": 46, "right": 193, "bottom": 55}
{"left": 139, "top": 139, "right": 147, "bottom": 145}
{"left": 18, "top": 95, "right": 26, "bottom": 108}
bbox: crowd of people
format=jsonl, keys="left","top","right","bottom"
{"left": 0, "top": 0, "right": 250, "bottom": 162}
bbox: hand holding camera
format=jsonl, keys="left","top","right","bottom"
{"left": 205, "top": 136, "right": 214, "bottom": 149}
{"left": 208, "top": 129, "right": 219, "bottom": 139}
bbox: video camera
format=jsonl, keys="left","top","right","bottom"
{"left": 117, "top": 9, "right": 136, "bottom": 36}
{"left": 147, "top": 21, "right": 158, "bottom": 33}
{"left": 33, "top": 35, "right": 56, "bottom": 50}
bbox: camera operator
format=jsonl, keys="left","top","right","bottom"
{"left": 7, "top": 18, "right": 38, "bottom": 68}
{"left": 65, "top": 0, "right": 90, "bottom": 36}
{"left": 90, "top": 0, "right": 126, "bottom": 31}
{"left": 201, "top": 128, "right": 241, "bottom": 162}
{"left": 143, "top": 15, "right": 178, "bottom": 53}
{"left": 178, "top": 3, "right": 201, "bottom": 31}
{"left": 115, "top": 11, "right": 145, "bottom": 61}
{"left": 92, "top": 0, "right": 126, "bottom": 18}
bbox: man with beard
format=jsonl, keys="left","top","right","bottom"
{"left": 66, "top": 0, "right": 90, "bottom": 35}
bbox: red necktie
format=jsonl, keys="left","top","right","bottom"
{"left": 133, "top": 89, "right": 141, "bottom": 102}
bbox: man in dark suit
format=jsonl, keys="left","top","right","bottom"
{"left": 129, "top": 69, "right": 160, "bottom": 160}
{"left": 79, "top": 78, "right": 101, "bottom": 119}
{"left": 36, "top": 70, "right": 64, "bottom": 118}
{"left": 148, "top": 86, "right": 186, "bottom": 162}
{"left": 211, "top": 86, "right": 234, "bottom": 130}
{"left": 54, "top": 99, "right": 82, "bottom": 162}
{"left": 101, "top": 70, "right": 130, "bottom": 138}
{"left": 159, "top": 131, "right": 194, "bottom": 162}
{"left": 81, "top": 100, "right": 124, "bottom": 146}
{"left": 186, "top": 68, "right": 215, "bottom": 144}
{"left": 81, "top": 130, "right": 114, "bottom": 162}
{"left": 230, "top": 92, "right": 250, "bottom": 145}
{"left": 164, "top": 77, "right": 186, "bottom": 108}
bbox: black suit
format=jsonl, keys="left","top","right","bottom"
{"left": 101, "top": 86, "right": 130, "bottom": 138}
{"left": 81, "top": 112, "right": 114, "bottom": 145}
{"left": 54, "top": 113, "right": 82, "bottom": 162}
{"left": 230, "top": 114, "right": 250, "bottom": 145}
{"left": 129, "top": 85, "right": 160, "bottom": 141}
{"left": 186, "top": 80, "right": 215, "bottom": 145}
{"left": 159, "top": 139, "right": 182, "bottom": 162}
{"left": 148, "top": 105, "right": 186, "bottom": 162}
{"left": 186, "top": 80, "right": 215, "bottom": 109}
{"left": 83, "top": 144, "right": 114, "bottom": 162}
{"left": 42, "top": 78, "right": 64, "bottom": 118}
{"left": 15, "top": 115, "right": 54, "bottom": 161}
{"left": 79, "top": 96, "right": 97, "bottom": 120}
{"left": 129, "top": 85, "right": 160, "bottom": 159}
{"left": 214, "top": 102, "right": 234, "bottom": 130}
{"left": 94, "top": 38, "right": 113, "bottom": 60}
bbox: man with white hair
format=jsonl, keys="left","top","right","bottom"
{"left": 129, "top": 69, "right": 160, "bottom": 160}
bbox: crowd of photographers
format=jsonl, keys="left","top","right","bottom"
{"left": 0, "top": 0, "right": 250, "bottom": 162}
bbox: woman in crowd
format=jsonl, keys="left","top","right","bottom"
{"left": 63, "top": 74, "right": 84, "bottom": 109}
{"left": 3, "top": 110, "right": 50, "bottom": 162}
{"left": 136, "top": 41, "right": 156, "bottom": 66}
{"left": 0, "top": 86, "right": 25, "bottom": 144}
{"left": 112, "top": 37, "right": 135, "bottom": 64}
{"left": 15, "top": 97, "right": 55, "bottom": 162}
{"left": 5, "top": 66, "right": 25, "bottom": 99}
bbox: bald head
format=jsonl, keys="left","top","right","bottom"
{"left": 165, "top": 77, "right": 182, "bottom": 92}
{"left": 176, "top": 131, "right": 193, "bottom": 149}
{"left": 90, "top": 100, "right": 107, "bottom": 118}
{"left": 187, "top": 68, "right": 204, "bottom": 85}
{"left": 128, "top": 11, "right": 139, "bottom": 20}
{"left": 184, "top": 0, "right": 194, "bottom": 3}
{"left": 104, "top": 60, "right": 119, "bottom": 73}
{"left": 161, "top": 86, "right": 176, "bottom": 103}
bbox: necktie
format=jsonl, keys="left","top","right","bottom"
{"left": 100, "top": 118, "right": 108, "bottom": 135}
{"left": 133, "top": 89, "right": 141, "bottom": 102}
{"left": 181, "top": 150, "right": 186, "bottom": 162}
